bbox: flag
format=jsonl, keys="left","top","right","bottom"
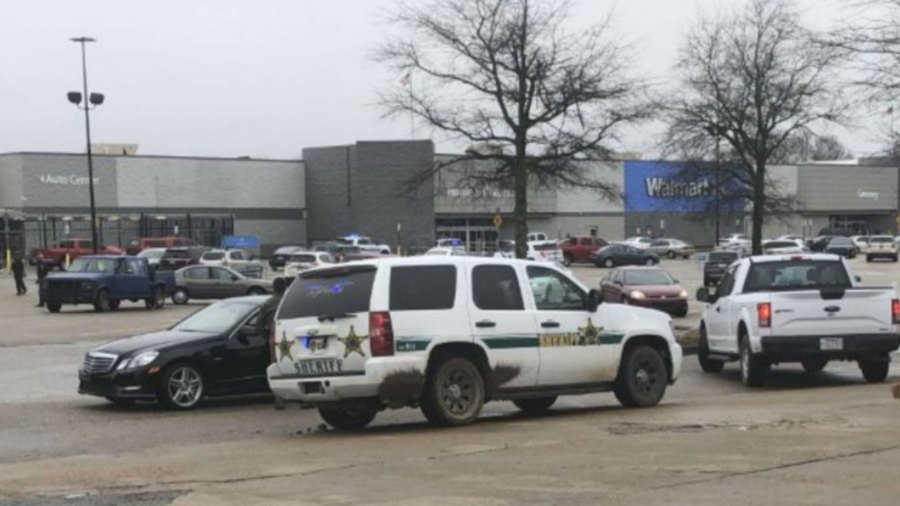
{"left": 397, "top": 70, "right": 411, "bottom": 87}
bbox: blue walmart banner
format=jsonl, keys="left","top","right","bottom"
{"left": 624, "top": 161, "right": 735, "bottom": 213}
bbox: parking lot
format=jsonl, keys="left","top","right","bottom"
{"left": 0, "top": 257, "right": 899, "bottom": 505}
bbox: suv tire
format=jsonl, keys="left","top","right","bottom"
{"left": 739, "top": 334, "right": 768, "bottom": 387}
{"left": 859, "top": 359, "right": 889, "bottom": 383}
{"left": 614, "top": 345, "right": 668, "bottom": 407}
{"left": 94, "top": 290, "right": 112, "bottom": 313}
{"left": 421, "top": 357, "right": 485, "bottom": 426}
{"left": 698, "top": 326, "right": 724, "bottom": 373}
{"left": 513, "top": 396, "right": 557, "bottom": 413}
{"left": 318, "top": 405, "right": 378, "bottom": 431}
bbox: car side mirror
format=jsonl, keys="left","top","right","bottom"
{"left": 587, "top": 289, "right": 602, "bottom": 312}
{"left": 696, "top": 287, "right": 715, "bottom": 303}
{"left": 236, "top": 324, "right": 257, "bottom": 344}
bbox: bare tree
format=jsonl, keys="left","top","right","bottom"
{"left": 376, "top": 0, "right": 648, "bottom": 257}
{"left": 772, "top": 131, "right": 853, "bottom": 163}
{"left": 663, "top": 0, "right": 845, "bottom": 254}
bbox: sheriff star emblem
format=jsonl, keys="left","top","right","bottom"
{"left": 276, "top": 333, "right": 294, "bottom": 362}
{"left": 338, "top": 326, "right": 368, "bottom": 358}
{"left": 578, "top": 318, "right": 604, "bottom": 346}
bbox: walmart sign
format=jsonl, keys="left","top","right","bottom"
{"left": 625, "top": 161, "right": 731, "bottom": 213}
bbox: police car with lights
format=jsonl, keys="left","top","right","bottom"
{"left": 696, "top": 254, "right": 900, "bottom": 387}
{"left": 267, "top": 256, "right": 682, "bottom": 430}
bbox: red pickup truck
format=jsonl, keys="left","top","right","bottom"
{"left": 559, "top": 236, "right": 608, "bottom": 264}
{"left": 30, "top": 238, "right": 122, "bottom": 266}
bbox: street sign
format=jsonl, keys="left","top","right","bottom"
{"left": 492, "top": 213, "right": 503, "bottom": 229}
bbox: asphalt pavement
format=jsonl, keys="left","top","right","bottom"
{"left": 0, "top": 258, "right": 898, "bottom": 505}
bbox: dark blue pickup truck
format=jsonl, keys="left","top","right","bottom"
{"left": 42, "top": 255, "right": 175, "bottom": 313}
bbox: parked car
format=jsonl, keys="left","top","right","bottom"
{"left": 617, "top": 236, "right": 653, "bottom": 249}
{"left": 267, "top": 257, "right": 682, "bottom": 430}
{"left": 158, "top": 246, "right": 208, "bottom": 271}
{"left": 526, "top": 231, "right": 550, "bottom": 242}
{"left": 424, "top": 247, "right": 468, "bottom": 257}
{"left": 866, "top": 235, "right": 898, "bottom": 262}
{"left": 775, "top": 234, "right": 804, "bottom": 245}
{"left": 850, "top": 235, "right": 870, "bottom": 254}
{"left": 703, "top": 250, "right": 740, "bottom": 287}
{"left": 171, "top": 265, "right": 272, "bottom": 304}
{"left": 806, "top": 235, "right": 832, "bottom": 252}
{"left": 41, "top": 255, "right": 172, "bottom": 313}
{"left": 590, "top": 244, "right": 659, "bottom": 268}
{"left": 559, "top": 236, "right": 608, "bottom": 265}
{"left": 124, "top": 236, "right": 194, "bottom": 256}
{"left": 493, "top": 241, "right": 564, "bottom": 264}
{"left": 600, "top": 266, "right": 688, "bottom": 317}
{"left": 78, "top": 296, "right": 276, "bottom": 409}
{"left": 284, "top": 251, "right": 337, "bottom": 277}
{"left": 646, "top": 238, "right": 695, "bottom": 259}
{"left": 268, "top": 245, "right": 305, "bottom": 270}
{"left": 136, "top": 247, "right": 167, "bottom": 267}
{"left": 761, "top": 240, "right": 805, "bottom": 255}
{"left": 30, "top": 238, "right": 122, "bottom": 266}
{"left": 824, "top": 236, "right": 857, "bottom": 258}
{"left": 719, "top": 234, "right": 750, "bottom": 249}
{"left": 336, "top": 235, "right": 391, "bottom": 255}
{"left": 436, "top": 238, "right": 465, "bottom": 248}
{"left": 200, "top": 248, "right": 252, "bottom": 268}
{"left": 696, "top": 254, "right": 899, "bottom": 386}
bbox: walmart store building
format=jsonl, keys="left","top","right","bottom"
{"left": 1, "top": 141, "right": 898, "bottom": 255}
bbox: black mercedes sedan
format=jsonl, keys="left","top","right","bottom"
{"left": 78, "top": 296, "right": 276, "bottom": 409}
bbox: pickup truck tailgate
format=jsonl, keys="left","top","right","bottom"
{"left": 768, "top": 289, "right": 895, "bottom": 336}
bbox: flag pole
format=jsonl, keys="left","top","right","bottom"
{"left": 408, "top": 71, "right": 415, "bottom": 140}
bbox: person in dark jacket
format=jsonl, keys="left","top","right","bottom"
{"left": 12, "top": 254, "right": 26, "bottom": 296}
{"left": 35, "top": 254, "right": 48, "bottom": 307}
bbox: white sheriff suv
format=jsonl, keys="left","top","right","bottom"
{"left": 267, "top": 256, "right": 682, "bottom": 430}
{"left": 697, "top": 254, "right": 900, "bottom": 386}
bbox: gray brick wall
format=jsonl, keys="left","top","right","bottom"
{"left": 797, "top": 165, "right": 897, "bottom": 211}
{"left": 0, "top": 154, "right": 24, "bottom": 209}
{"left": 304, "top": 141, "right": 435, "bottom": 251}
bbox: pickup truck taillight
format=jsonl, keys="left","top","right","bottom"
{"left": 757, "top": 302, "right": 772, "bottom": 328}
{"left": 893, "top": 299, "right": 900, "bottom": 324}
{"left": 369, "top": 311, "right": 394, "bottom": 357}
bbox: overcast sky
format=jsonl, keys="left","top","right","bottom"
{"left": 0, "top": 0, "right": 887, "bottom": 160}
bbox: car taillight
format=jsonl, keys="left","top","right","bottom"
{"left": 893, "top": 299, "right": 900, "bottom": 324}
{"left": 369, "top": 311, "right": 394, "bottom": 357}
{"left": 758, "top": 302, "right": 772, "bottom": 328}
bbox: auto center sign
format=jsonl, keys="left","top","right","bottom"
{"left": 38, "top": 174, "right": 100, "bottom": 186}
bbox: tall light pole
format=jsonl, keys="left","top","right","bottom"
{"left": 68, "top": 36, "right": 104, "bottom": 254}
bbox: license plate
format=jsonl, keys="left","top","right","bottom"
{"left": 293, "top": 358, "right": 343, "bottom": 376}
{"left": 820, "top": 338, "right": 843, "bottom": 350}
{"left": 301, "top": 336, "right": 327, "bottom": 353}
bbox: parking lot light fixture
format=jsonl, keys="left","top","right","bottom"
{"left": 68, "top": 36, "right": 101, "bottom": 254}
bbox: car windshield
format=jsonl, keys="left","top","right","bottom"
{"left": 623, "top": 270, "right": 674, "bottom": 286}
{"left": 765, "top": 241, "right": 797, "bottom": 249}
{"left": 744, "top": 260, "right": 851, "bottom": 292}
{"left": 708, "top": 252, "right": 738, "bottom": 263}
{"left": 172, "top": 300, "right": 258, "bottom": 333}
{"left": 164, "top": 250, "right": 189, "bottom": 258}
{"left": 870, "top": 236, "right": 893, "bottom": 244}
{"left": 68, "top": 258, "right": 118, "bottom": 273}
{"left": 203, "top": 252, "right": 225, "bottom": 260}
{"left": 289, "top": 254, "right": 318, "bottom": 263}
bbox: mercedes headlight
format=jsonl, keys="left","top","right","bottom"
{"left": 116, "top": 351, "right": 159, "bottom": 371}
{"left": 629, "top": 290, "right": 646, "bottom": 300}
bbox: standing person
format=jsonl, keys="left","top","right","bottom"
{"left": 35, "top": 254, "right": 48, "bottom": 307}
{"left": 12, "top": 254, "right": 26, "bottom": 296}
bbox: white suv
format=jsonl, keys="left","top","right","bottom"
{"left": 866, "top": 235, "right": 898, "bottom": 262}
{"left": 267, "top": 257, "right": 682, "bottom": 430}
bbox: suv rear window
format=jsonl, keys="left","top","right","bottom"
{"left": 278, "top": 266, "right": 376, "bottom": 320}
{"left": 743, "top": 260, "right": 851, "bottom": 293}
{"left": 390, "top": 266, "right": 456, "bottom": 311}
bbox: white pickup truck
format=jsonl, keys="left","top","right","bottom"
{"left": 337, "top": 235, "right": 391, "bottom": 255}
{"left": 697, "top": 254, "right": 899, "bottom": 387}
{"left": 268, "top": 257, "right": 682, "bottom": 430}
